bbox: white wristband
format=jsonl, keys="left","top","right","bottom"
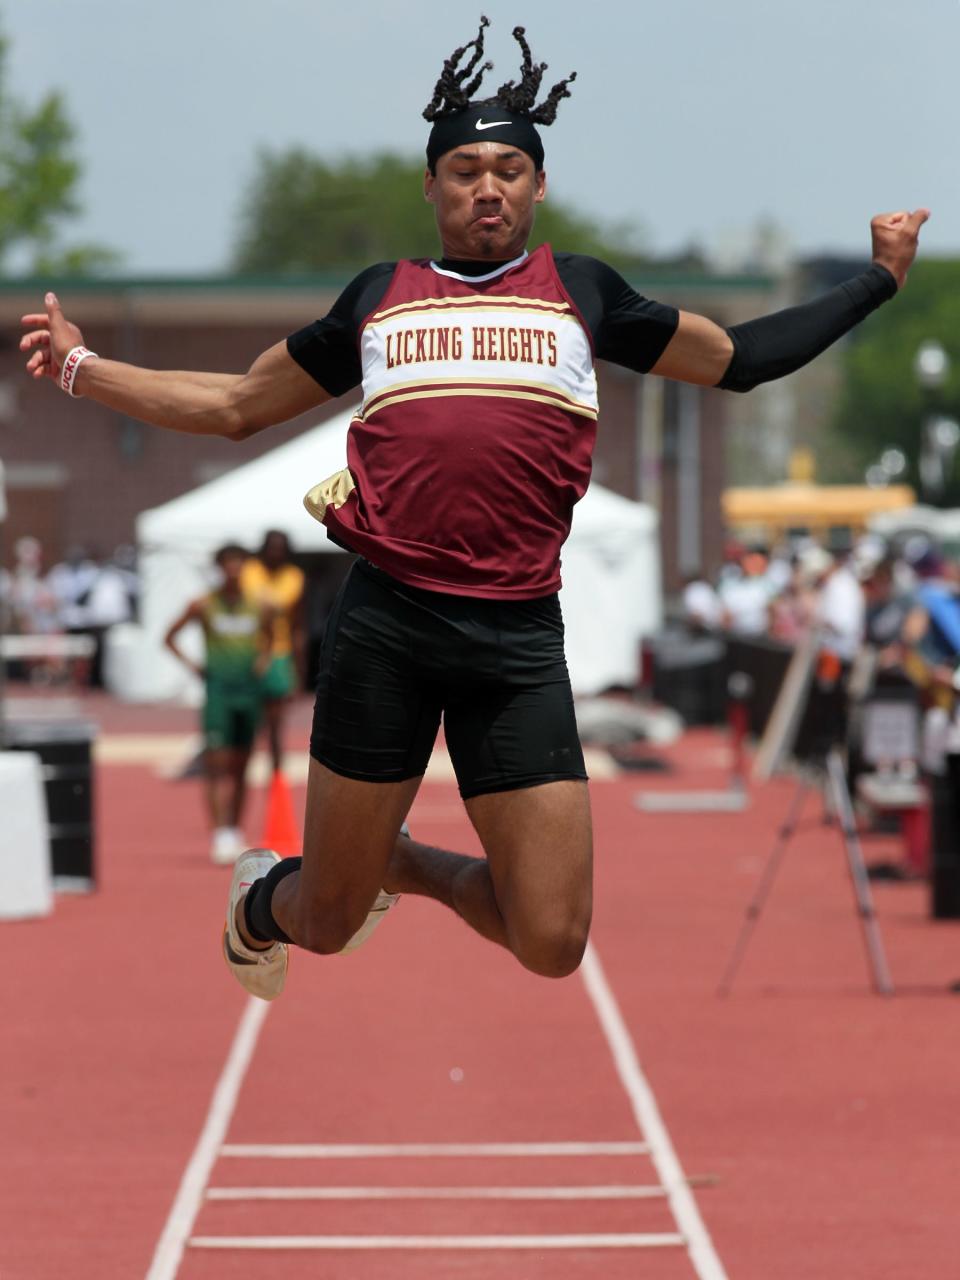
{"left": 60, "top": 345, "right": 98, "bottom": 397}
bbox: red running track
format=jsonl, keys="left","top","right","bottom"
{"left": 2, "top": 720, "right": 959, "bottom": 1279}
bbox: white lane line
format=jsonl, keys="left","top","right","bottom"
{"left": 145, "top": 998, "right": 270, "bottom": 1280}
{"left": 219, "top": 1140, "right": 649, "bottom": 1159}
{"left": 188, "top": 1232, "right": 685, "bottom": 1251}
{"left": 580, "top": 943, "right": 729, "bottom": 1280}
{"left": 206, "top": 1184, "right": 668, "bottom": 1201}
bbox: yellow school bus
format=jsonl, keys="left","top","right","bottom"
{"left": 722, "top": 482, "right": 916, "bottom": 543}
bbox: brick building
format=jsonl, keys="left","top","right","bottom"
{"left": 0, "top": 269, "right": 779, "bottom": 594}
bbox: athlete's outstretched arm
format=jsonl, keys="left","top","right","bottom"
{"left": 19, "top": 293, "right": 330, "bottom": 440}
{"left": 649, "top": 208, "right": 929, "bottom": 390}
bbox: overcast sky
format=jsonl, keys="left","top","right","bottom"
{"left": 10, "top": 0, "right": 959, "bottom": 274}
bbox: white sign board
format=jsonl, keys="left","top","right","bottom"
{"left": 862, "top": 700, "right": 919, "bottom": 766}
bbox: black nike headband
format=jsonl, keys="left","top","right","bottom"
{"left": 426, "top": 102, "right": 544, "bottom": 173}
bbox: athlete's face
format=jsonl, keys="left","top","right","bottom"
{"left": 425, "top": 142, "right": 546, "bottom": 260}
{"left": 261, "top": 532, "right": 290, "bottom": 570}
{"left": 217, "top": 552, "right": 246, "bottom": 589}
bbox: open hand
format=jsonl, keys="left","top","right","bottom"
{"left": 871, "top": 208, "right": 930, "bottom": 290}
{"left": 19, "top": 293, "right": 85, "bottom": 384}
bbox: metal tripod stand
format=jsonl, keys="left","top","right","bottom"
{"left": 717, "top": 746, "right": 894, "bottom": 997}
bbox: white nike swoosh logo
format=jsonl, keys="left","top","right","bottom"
{"left": 476, "top": 119, "right": 512, "bottom": 131}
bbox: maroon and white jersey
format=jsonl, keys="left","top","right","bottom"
{"left": 288, "top": 245, "right": 678, "bottom": 599}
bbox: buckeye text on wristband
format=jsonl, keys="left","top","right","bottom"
{"left": 60, "top": 345, "right": 99, "bottom": 397}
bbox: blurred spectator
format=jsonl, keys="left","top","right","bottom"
{"left": 675, "top": 531, "right": 960, "bottom": 719}
{"left": 681, "top": 572, "right": 723, "bottom": 632}
{"left": 901, "top": 550, "right": 960, "bottom": 707}
{"left": 86, "top": 547, "right": 138, "bottom": 629}
{"left": 717, "top": 539, "right": 746, "bottom": 588}
{"left": 82, "top": 547, "right": 139, "bottom": 687}
{"left": 7, "top": 536, "right": 59, "bottom": 635}
{"left": 764, "top": 544, "right": 794, "bottom": 595}
{"left": 862, "top": 555, "right": 915, "bottom": 670}
{"left": 2, "top": 537, "right": 61, "bottom": 682}
{"left": 240, "top": 530, "right": 305, "bottom": 774}
{"left": 719, "top": 547, "right": 774, "bottom": 635}
{"left": 769, "top": 553, "right": 819, "bottom": 644}
{"left": 165, "top": 544, "right": 273, "bottom": 864}
{"left": 47, "top": 545, "right": 99, "bottom": 631}
{"left": 817, "top": 546, "right": 864, "bottom": 662}
{"left": 852, "top": 533, "right": 886, "bottom": 584}
{"left": 798, "top": 543, "right": 833, "bottom": 588}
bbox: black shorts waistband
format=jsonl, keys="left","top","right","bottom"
{"left": 354, "top": 557, "right": 560, "bottom": 612}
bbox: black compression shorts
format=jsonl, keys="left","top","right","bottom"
{"left": 309, "top": 559, "right": 588, "bottom": 798}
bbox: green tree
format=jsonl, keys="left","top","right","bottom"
{"left": 832, "top": 259, "right": 960, "bottom": 503}
{"left": 0, "top": 31, "right": 116, "bottom": 275}
{"left": 232, "top": 148, "right": 650, "bottom": 274}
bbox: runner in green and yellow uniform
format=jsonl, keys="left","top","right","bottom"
{"left": 165, "top": 544, "right": 273, "bottom": 864}
{"left": 241, "top": 530, "right": 305, "bottom": 773}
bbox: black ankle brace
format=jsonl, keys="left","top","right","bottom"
{"left": 243, "top": 857, "right": 301, "bottom": 944}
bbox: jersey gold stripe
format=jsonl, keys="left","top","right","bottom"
{"left": 361, "top": 386, "right": 599, "bottom": 422}
{"left": 363, "top": 379, "right": 597, "bottom": 417}
{"left": 363, "top": 375, "right": 598, "bottom": 416}
{"left": 366, "top": 308, "right": 582, "bottom": 332}
{"left": 369, "top": 294, "right": 572, "bottom": 323}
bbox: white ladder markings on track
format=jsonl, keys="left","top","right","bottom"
{"left": 149, "top": 947, "right": 725, "bottom": 1275}
{"left": 220, "top": 1140, "right": 649, "bottom": 1159}
{"left": 580, "top": 942, "right": 729, "bottom": 1280}
{"left": 145, "top": 997, "right": 270, "bottom": 1280}
{"left": 188, "top": 1233, "right": 686, "bottom": 1251}
{"left": 206, "top": 1184, "right": 668, "bottom": 1201}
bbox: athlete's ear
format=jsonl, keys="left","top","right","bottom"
{"left": 424, "top": 168, "right": 436, "bottom": 204}
{"left": 535, "top": 169, "right": 546, "bottom": 204}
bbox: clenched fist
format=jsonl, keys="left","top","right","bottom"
{"left": 871, "top": 208, "right": 930, "bottom": 290}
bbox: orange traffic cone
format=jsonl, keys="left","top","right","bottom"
{"left": 262, "top": 769, "right": 301, "bottom": 857}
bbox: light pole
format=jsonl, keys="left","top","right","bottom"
{"left": 914, "top": 340, "right": 958, "bottom": 504}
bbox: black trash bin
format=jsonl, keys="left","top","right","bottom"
{"left": 649, "top": 632, "right": 727, "bottom": 725}
{"left": 724, "top": 635, "right": 793, "bottom": 738}
{"left": 6, "top": 720, "right": 96, "bottom": 891}
{"left": 930, "top": 753, "right": 960, "bottom": 919}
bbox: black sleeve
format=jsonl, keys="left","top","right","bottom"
{"left": 554, "top": 253, "right": 680, "bottom": 374}
{"left": 718, "top": 264, "right": 897, "bottom": 393}
{"left": 286, "top": 262, "right": 396, "bottom": 397}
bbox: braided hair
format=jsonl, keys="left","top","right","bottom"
{"left": 422, "top": 16, "right": 576, "bottom": 125}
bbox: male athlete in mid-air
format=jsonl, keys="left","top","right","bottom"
{"left": 21, "top": 18, "right": 927, "bottom": 1000}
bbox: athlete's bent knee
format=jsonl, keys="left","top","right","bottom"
{"left": 291, "top": 909, "right": 364, "bottom": 956}
{"left": 514, "top": 921, "right": 590, "bottom": 979}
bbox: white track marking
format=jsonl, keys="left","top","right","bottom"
{"left": 145, "top": 998, "right": 269, "bottom": 1280}
{"left": 206, "top": 1183, "right": 667, "bottom": 1201}
{"left": 219, "top": 1140, "right": 649, "bottom": 1159}
{"left": 580, "top": 943, "right": 729, "bottom": 1280}
{"left": 188, "top": 1232, "right": 684, "bottom": 1251}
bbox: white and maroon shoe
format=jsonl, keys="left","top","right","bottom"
{"left": 222, "top": 848, "right": 288, "bottom": 1000}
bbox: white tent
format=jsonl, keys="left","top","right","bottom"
{"left": 116, "top": 407, "right": 660, "bottom": 699}
{"left": 557, "top": 483, "right": 660, "bottom": 692}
